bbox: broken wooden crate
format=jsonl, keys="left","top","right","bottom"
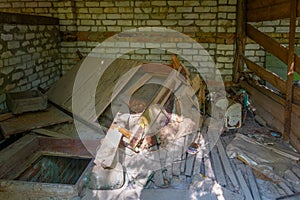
{"left": 6, "top": 90, "right": 47, "bottom": 114}
{"left": 0, "top": 134, "right": 99, "bottom": 199}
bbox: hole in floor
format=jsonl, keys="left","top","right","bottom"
{"left": 15, "top": 155, "right": 91, "bottom": 184}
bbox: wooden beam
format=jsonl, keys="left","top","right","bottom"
{"left": 233, "top": 0, "right": 246, "bottom": 82}
{"left": 247, "top": 0, "right": 287, "bottom": 10}
{"left": 247, "top": 2, "right": 290, "bottom": 22}
{"left": 244, "top": 57, "right": 286, "bottom": 93}
{"left": 247, "top": 24, "right": 300, "bottom": 75}
{"left": 246, "top": 24, "right": 288, "bottom": 65}
{"left": 284, "top": 0, "right": 297, "bottom": 140}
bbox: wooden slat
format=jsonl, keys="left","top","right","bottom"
{"left": 236, "top": 170, "right": 254, "bottom": 200}
{"left": 284, "top": 0, "right": 297, "bottom": 140}
{"left": 246, "top": 24, "right": 288, "bottom": 65}
{"left": 246, "top": 165, "right": 262, "bottom": 200}
{"left": 244, "top": 57, "right": 286, "bottom": 93}
{"left": 247, "top": 24, "right": 300, "bottom": 75}
{"left": 216, "top": 139, "right": 239, "bottom": 190}
{"left": 0, "top": 106, "right": 72, "bottom": 138}
{"left": 31, "top": 128, "right": 72, "bottom": 139}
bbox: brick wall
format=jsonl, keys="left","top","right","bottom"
{"left": 0, "top": 13, "right": 60, "bottom": 110}
{"left": 0, "top": 0, "right": 298, "bottom": 83}
{"left": 0, "top": 0, "right": 237, "bottom": 82}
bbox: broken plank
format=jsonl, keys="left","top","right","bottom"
{"left": 216, "top": 139, "right": 239, "bottom": 190}
{"left": 246, "top": 165, "right": 261, "bottom": 200}
{"left": 236, "top": 169, "right": 254, "bottom": 200}
{"left": 31, "top": 128, "right": 72, "bottom": 139}
{"left": 0, "top": 106, "right": 72, "bottom": 139}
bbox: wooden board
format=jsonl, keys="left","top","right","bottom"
{"left": 247, "top": 1, "right": 300, "bottom": 22}
{"left": 46, "top": 58, "right": 143, "bottom": 122}
{"left": 236, "top": 169, "right": 254, "bottom": 200}
{"left": 216, "top": 139, "right": 239, "bottom": 190}
{"left": 46, "top": 59, "right": 84, "bottom": 107}
{"left": 31, "top": 128, "right": 72, "bottom": 139}
{"left": 246, "top": 165, "right": 261, "bottom": 200}
{"left": 94, "top": 124, "right": 122, "bottom": 169}
{"left": 244, "top": 57, "right": 286, "bottom": 94}
{"left": 0, "top": 106, "right": 72, "bottom": 138}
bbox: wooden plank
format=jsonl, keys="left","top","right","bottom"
{"left": 184, "top": 135, "right": 196, "bottom": 176}
{"left": 191, "top": 74, "right": 201, "bottom": 93}
{"left": 240, "top": 80, "right": 300, "bottom": 150}
{"left": 78, "top": 59, "right": 143, "bottom": 122}
{"left": 284, "top": 0, "right": 297, "bottom": 140}
{"left": 233, "top": 0, "right": 246, "bottom": 82}
{"left": 246, "top": 165, "right": 262, "bottom": 200}
{"left": 94, "top": 123, "right": 122, "bottom": 169}
{"left": 210, "top": 147, "right": 227, "bottom": 186}
{"left": 246, "top": 24, "right": 288, "bottom": 67}
{"left": 46, "top": 58, "right": 84, "bottom": 107}
{"left": 246, "top": 24, "right": 300, "bottom": 75}
{"left": 244, "top": 57, "right": 286, "bottom": 94}
{"left": 216, "top": 139, "right": 239, "bottom": 190}
{"left": 31, "top": 128, "right": 72, "bottom": 139}
{"left": 172, "top": 136, "right": 185, "bottom": 176}
{"left": 0, "top": 112, "right": 14, "bottom": 122}
{"left": 247, "top": 0, "right": 287, "bottom": 10}
{"left": 247, "top": 2, "right": 291, "bottom": 22}
{"left": 236, "top": 169, "right": 254, "bottom": 200}
{"left": 278, "top": 182, "right": 294, "bottom": 196}
{"left": 0, "top": 106, "right": 72, "bottom": 139}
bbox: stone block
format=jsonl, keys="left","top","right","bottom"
{"left": 1, "top": 33, "right": 13, "bottom": 41}
{"left": 7, "top": 41, "right": 20, "bottom": 50}
{"left": 9, "top": 57, "right": 21, "bottom": 66}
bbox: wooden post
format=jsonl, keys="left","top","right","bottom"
{"left": 284, "top": 0, "right": 297, "bottom": 140}
{"left": 233, "top": 0, "right": 246, "bottom": 82}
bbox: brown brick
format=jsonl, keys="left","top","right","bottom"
{"left": 104, "top": 7, "right": 118, "bottom": 13}
{"left": 12, "top": 2, "right": 24, "bottom": 8}
{"left": 38, "top": 2, "right": 52, "bottom": 7}
{"left": 0, "top": 3, "right": 11, "bottom": 8}
{"left": 86, "top": 2, "right": 100, "bottom": 7}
